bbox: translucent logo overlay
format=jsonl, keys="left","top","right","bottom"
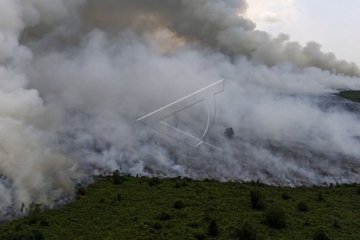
{"left": 137, "top": 79, "right": 224, "bottom": 152}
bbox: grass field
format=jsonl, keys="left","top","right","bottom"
{"left": 1, "top": 175, "right": 360, "bottom": 240}
{"left": 338, "top": 91, "right": 360, "bottom": 103}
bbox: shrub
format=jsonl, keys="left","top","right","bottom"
{"left": 28, "top": 203, "right": 42, "bottom": 215}
{"left": 152, "top": 222, "right": 162, "bottom": 230}
{"left": 115, "top": 193, "right": 122, "bottom": 201}
{"left": 31, "top": 230, "right": 45, "bottom": 240}
{"left": 174, "top": 181, "right": 188, "bottom": 189}
{"left": 255, "top": 198, "right": 266, "bottom": 210}
{"left": 187, "top": 222, "right": 200, "bottom": 228}
{"left": 304, "top": 219, "right": 311, "bottom": 227}
{"left": 174, "top": 181, "right": 181, "bottom": 189}
{"left": 76, "top": 186, "right": 87, "bottom": 197}
{"left": 332, "top": 220, "right": 341, "bottom": 229}
{"left": 250, "top": 190, "right": 265, "bottom": 210}
{"left": 313, "top": 229, "right": 330, "bottom": 240}
{"left": 4, "top": 230, "right": 45, "bottom": 240}
{"left": 111, "top": 193, "right": 122, "bottom": 205}
{"left": 357, "top": 187, "right": 360, "bottom": 195}
{"left": 193, "top": 231, "right": 205, "bottom": 240}
{"left": 14, "top": 224, "right": 23, "bottom": 232}
{"left": 173, "top": 200, "right": 185, "bottom": 209}
{"left": 148, "top": 177, "right": 161, "bottom": 186}
{"left": 112, "top": 170, "right": 123, "bottom": 185}
{"left": 235, "top": 222, "right": 259, "bottom": 240}
{"left": 207, "top": 219, "right": 219, "bottom": 237}
{"left": 28, "top": 203, "right": 42, "bottom": 225}
{"left": 158, "top": 212, "right": 171, "bottom": 221}
{"left": 317, "top": 192, "right": 325, "bottom": 202}
{"left": 297, "top": 202, "right": 309, "bottom": 212}
{"left": 39, "top": 218, "right": 50, "bottom": 227}
{"left": 264, "top": 206, "right": 286, "bottom": 229}
{"left": 281, "top": 192, "right": 291, "bottom": 200}
{"left": 224, "top": 127, "right": 235, "bottom": 139}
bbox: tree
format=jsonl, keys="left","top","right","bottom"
{"left": 264, "top": 206, "right": 286, "bottom": 229}
{"left": 224, "top": 127, "right": 235, "bottom": 139}
{"left": 250, "top": 190, "right": 265, "bottom": 210}
{"left": 207, "top": 219, "right": 219, "bottom": 237}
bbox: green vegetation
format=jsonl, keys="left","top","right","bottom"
{"left": 297, "top": 202, "right": 310, "bottom": 212}
{"left": 337, "top": 90, "right": 360, "bottom": 102}
{"left": 313, "top": 228, "right": 331, "bottom": 240}
{"left": 0, "top": 176, "right": 360, "bottom": 239}
{"left": 207, "top": 219, "right": 219, "bottom": 237}
{"left": 250, "top": 190, "right": 266, "bottom": 210}
{"left": 264, "top": 206, "right": 287, "bottom": 229}
{"left": 234, "top": 222, "right": 260, "bottom": 240}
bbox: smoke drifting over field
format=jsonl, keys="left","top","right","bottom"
{"left": 0, "top": 0, "right": 360, "bottom": 218}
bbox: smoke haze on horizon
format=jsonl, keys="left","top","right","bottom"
{"left": 245, "top": 0, "right": 360, "bottom": 66}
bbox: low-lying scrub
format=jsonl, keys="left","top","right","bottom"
{"left": 264, "top": 206, "right": 287, "bottom": 229}
{"left": 297, "top": 202, "right": 309, "bottom": 212}
{"left": 0, "top": 177, "right": 358, "bottom": 240}
{"left": 250, "top": 190, "right": 266, "bottom": 210}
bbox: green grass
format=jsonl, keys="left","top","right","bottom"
{"left": 1, "top": 176, "right": 360, "bottom": 240}
{"left": 338, "top": 91, "right": 360, "bottom": 103}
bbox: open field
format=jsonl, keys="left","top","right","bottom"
{"left": 1, "top": 176, "right": 359, "bottom": 240}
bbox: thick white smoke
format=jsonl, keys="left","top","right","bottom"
{"left": 0, "top": 0, "right": 85, "bottom": 219}
{"left": 0, "top": 0, "right": 360, "bottom": 218}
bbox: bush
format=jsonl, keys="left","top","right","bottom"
{"left": 297, "top": 202, "right": 309, "bottom": 212}
{"left": 281, "top": 192, "right": 291, "bottom": 200}
{"left": 332, "top": 220, "right": 341, "bottom": 229}
{"left": 250, "top": 190, "right": 265, "bottom": 210}
{"left": 235, "top": 222, "right": 259, "bottom": 240}
{"left": 152, "top": 222, "right": 162, "bottom": 230}
{"left": 76, "top": 186, "right": 87, "bottom": 197}
{"left": 112, "top": 170, "right": 123, "bottom": 185}
{"left": 31, "top": 230, "right": 45, "bottom": 240}
{"left": 14, "top": 224, "right": 23, "bottom": 232}
{"left": 207, "top": 219, "right": 219, "bottom": 237}
{"left": 158, "top": 212, "right": 171, "bottom": 221}
{"left": 174, "top": 181, "right": 188, "bottom": 189}
{"left": 264, "top": 206, "right": 286, "bottom": 229}
{"left": 4, "top": 230, "right": 45, "bottom": 240}
{"left": 224, "top": 127, "right": 235, "bottom": 139}
{"left": 28, "top": 203, "right": 42, "bottom": 225}
{"left": 188, "top": 222, "right": 200, "bottom": 228}
{"left": 111, "top": 193, "right": 122, "bottom": 205}
{"left": 39, "top": 218, "right": 50, "bottom": 227}
{"left": 317, "top": 192, "right": 325, "bottom": 202}
{"left": 148, "top": 178, "right": 161, "bottom": 186}
{"left": 255, "top": 198, "right": 266, "bottom": 210}
{"left": 115, "top": 193, "right": 122, "bottom": 201}
{"left": 313, "top": 229, "right": 330, "bottom": 240}
{"left": 356, "top": 187, "right": 360, "bottom": 195}
{"left": 193, "top": 231, "right": 205, "bottom": 240}
{"left": 173, "top": 200, "right": 185, "bottom": 209}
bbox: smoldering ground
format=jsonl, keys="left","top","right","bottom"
{"left": 0, "top": 0, "right": 359, "bottom": 218}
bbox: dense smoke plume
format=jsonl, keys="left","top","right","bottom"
{"left": 0, "top": 0, "right": 360, "bottom": 218}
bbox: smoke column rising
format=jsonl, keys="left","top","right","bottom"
{"left": 0, "top": 0, "right": 359, "bottom": 218}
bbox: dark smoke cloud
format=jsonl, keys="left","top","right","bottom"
{"left": 86, "top": 0, "right": 359, "bottom": 76}
{"left": 0, "top": 0, "right": 359, "bottom": 218}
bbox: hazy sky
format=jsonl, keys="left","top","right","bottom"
{"left": 246, "top": 0, "right": 360, "bottom": 65}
